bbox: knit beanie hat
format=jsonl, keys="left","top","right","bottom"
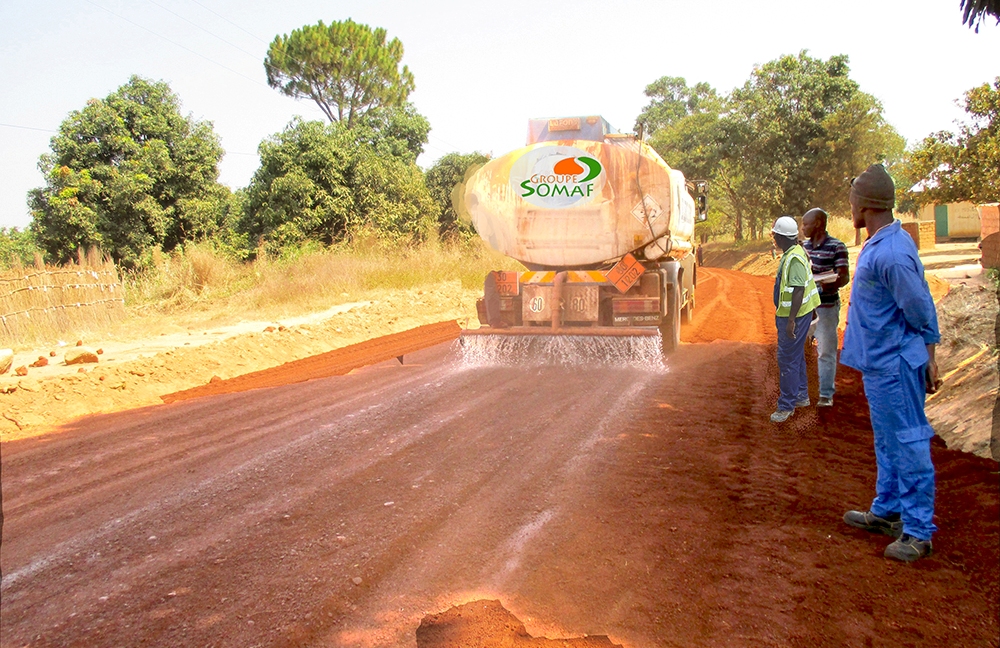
{"left": 850, "top": 164, "right": 895, "bottom": 210}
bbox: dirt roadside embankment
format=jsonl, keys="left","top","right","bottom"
{"left": 0, "top": 282, "right": 483, "bottom": 441}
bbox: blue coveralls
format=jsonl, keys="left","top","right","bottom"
{"left": 841, "top": 220, "right": 940, "bottom": 541}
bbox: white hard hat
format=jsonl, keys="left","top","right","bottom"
{"left": 771, "top": 216, "right": 799, "bottom": 238}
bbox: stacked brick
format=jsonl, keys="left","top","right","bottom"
{"left": 901, "top": 221, "right": 936, "bottom": 251}
{"left": 979, "top": 204, "right": 999, "bottom": 268}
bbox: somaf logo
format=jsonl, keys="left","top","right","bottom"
{"left": 510, "top": 146, "right": 605, "bottom": 209}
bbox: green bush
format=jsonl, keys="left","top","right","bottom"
{"left": 29, "top": 76, "right": 229, "bottom": 269}
{"left": 240, "top": 115, "right": 435, "bottom": 255}
{"left": 425, "top": 152, "right": 490, "bottom": 239}
{"left": 0, "top": 227, "right": 43, "bottom": 269}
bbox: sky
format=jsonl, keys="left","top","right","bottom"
{"left": 1, "top": 0, "right": 997, "bottom": 229}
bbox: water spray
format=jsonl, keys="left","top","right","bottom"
{"left": 457, "top": 333, "right": 666, "bottom": 371}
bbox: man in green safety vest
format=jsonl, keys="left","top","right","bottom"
{"left": 770, "top": 216, "right": 822, "bottom": 423}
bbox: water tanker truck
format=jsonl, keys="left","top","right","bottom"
{"left": 462, "top": 116, "right": 707, "bottom": 353}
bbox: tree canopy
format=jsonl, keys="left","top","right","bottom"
{"left": 0, "top": 227, "right": 41, "bottom": 269}
{"left": 635, "top": 76, "right": 721, "bottom": 136}
{"left": 239, "top": 115, "right": 434, "bottom": 252}
{"left": 28, "top": 76, "right": 228, "bottom": 268}
{"left": 349, "top": 102, "right": 430, "bottom": 162}
{"left": 906, "top": 77, "right": 999, "bottom": 205}
{"left": 425, "top": 152, "right": 491, "bottom": 239}
{"left": 265, "top": 19, "right": 415, "bottom": 127}
{"left": 646, "top": 52, "right": 902, "bottom": 240}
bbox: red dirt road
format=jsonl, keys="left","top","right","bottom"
{"left": 1, "top": 268, "right": 997, "bottom": 647}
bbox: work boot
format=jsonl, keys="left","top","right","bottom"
{"left": 770, "top": 410, "right": 793, "bottom": 423}
{"left": 843, "top": 510, "right": 903, "bottom": 538}
{"left": 884, "top": 534, "right": 933, "bottom": 562}
{"left": 817, "top": 396, "right": 834, "bottom": 407}
{"left": 795, "top": 398, "right": 810, "bottom": 408}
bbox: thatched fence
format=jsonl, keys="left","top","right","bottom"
{"left": 0, "top": 252, "right": 125, "bottom": 346}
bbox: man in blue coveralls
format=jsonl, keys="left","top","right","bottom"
{"left": 840, "top": 164, "right": 941, "bottom": 563}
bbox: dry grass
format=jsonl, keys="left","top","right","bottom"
{"left": 827, "top": 216, "right": 859, "bottom": 246}
{"left": 127, "top": 238, "right": 520, "bottom": 316}
{"left": 1, "top": 239, "right": 522, "bottom": 351}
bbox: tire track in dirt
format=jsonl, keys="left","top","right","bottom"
{"left": 683, "top": 268, "right": 776, "bottom": 346}
{"left": 2, "top": 359, "right": 459, "bottom": 554}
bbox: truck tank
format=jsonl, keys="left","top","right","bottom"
{"left": 460, "top": 116, "right": 706, "bottom": 357}
{"left": 464, "top": 115, "right": 695, "bottom": 270}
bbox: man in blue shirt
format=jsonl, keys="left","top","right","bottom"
{"left": 840, "top": 164, "right": 941, "bottom": 563}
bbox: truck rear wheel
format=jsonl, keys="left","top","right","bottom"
{"left": 660, "top": 284, "right": 681, "bottom": 354}
{"left": 682, "top": 294, "right": 694, "bottom": 325}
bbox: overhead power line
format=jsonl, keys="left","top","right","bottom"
{"left": 145, "top": 0, "right": 314, "bottom": 89}
{"left": 185, "top": 0, "right": 271, "bottom": 45}
{"left": 89, "top": 0, "right": 329, "bottom": 121}
{"left": 83, "top": 0, "right": 268, "bottom": 90}
{"left": 145, "top": 0, "right": 263, "bottom": 63}
{"left": 428, "top": 134, "right": 465, "bottom": 152}
{"left": 0, "top": 123, "right": 58, "bottom": 133}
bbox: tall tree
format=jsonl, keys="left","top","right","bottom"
{"left": 0, "top": 227, "right": 42, "bottom": 269}
{"left": 649, "top": 112, "right": 723, "bottom": 183}
{"left": 349, "top": 102, "right": 430, "bottom": 162}
{"left": 635, "top": 76, "right": 721, "bottom": 136}
{"left": 642, "top": 52, "right": 901, "bottom": 240}
{"left": 907, "top": 77, "right": 1000, "bottom": 205}
{"left": 265, "top": 19, "right": 415, "bottom": 127}
{"left": 810, "top": 92, "right": 905, "bottom": 214}
{"left": 28, "top": 76, "right": 227, "bottom": 268}
{"left": 647, "top": 111, "right": 739, "bottom": 241}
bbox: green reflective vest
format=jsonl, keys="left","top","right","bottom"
{"left": 776, "top": 245, "right": 821, "bottom": 318}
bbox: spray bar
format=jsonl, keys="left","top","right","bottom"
{"left": 460, "top": 326, "right": 658, "bottom": 337}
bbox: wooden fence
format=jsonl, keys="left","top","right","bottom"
{"left": 0, "top": 255, "right": 125, "bottom": 346}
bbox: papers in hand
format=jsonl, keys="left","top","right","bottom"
{"left": 813, "top": 271, "right": 838, "bottom": 284}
